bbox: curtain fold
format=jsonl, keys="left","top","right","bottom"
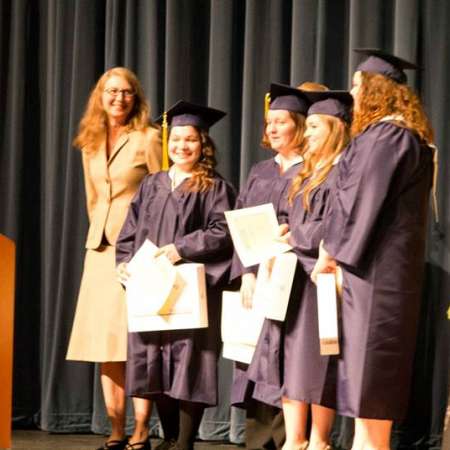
{"left": 1, "top": 0, "right": 448, "bottom": 447}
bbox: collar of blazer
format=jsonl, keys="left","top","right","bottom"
{"left": 107, "top": 132, "right": 130, "bottom": 166}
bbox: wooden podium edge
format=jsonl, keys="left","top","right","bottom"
{"left": 0, "top": 234, "right": 16, "bottom": 450}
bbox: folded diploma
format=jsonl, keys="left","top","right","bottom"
{"left": 224, "top": 203, "right": 292, "bottom": 267}
{"left": 253, "top": 253, "right": 297, "bottom": 321}
{"left": 125, "top": 240, "right": 208, "bottom": 332}
{"left": 221, "top": 291, "right": 265, "bottom": 364}
{"left": 316, "top": 273, "right": 340, "bottom": 355}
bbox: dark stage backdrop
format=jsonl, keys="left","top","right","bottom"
{"left": 0, "top": 0, "right": 449, "bottom": 448}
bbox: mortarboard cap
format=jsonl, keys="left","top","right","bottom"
{"left": 354, "top": 48, "right": 418, "bottom": 84}
{"left": 303, "top": 91, "right": 353, "bottom": 123}
{"left": 156, "top": 100, "right": 226, "bottom": 170}
{"left": 268, "top": 83, "right": 310, "bottom": 115}
{"left": 156, "top": 100, "right": 226, "bottom": 131}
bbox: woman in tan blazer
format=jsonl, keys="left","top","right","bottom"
{"left": 67, "top": 67, "right": 161, "bottom": 450}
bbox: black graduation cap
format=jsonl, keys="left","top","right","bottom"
{"left": 268, "top": 83, "right": 310, "bottom": 115}
{"left": 303, "top": 91, "right": 353, "bottom": 123}
{"left": 156, "top": 100, "right": 226, "bottom": 131}
{"left": 354, "top": 48, "right": 418, "bottom": 84}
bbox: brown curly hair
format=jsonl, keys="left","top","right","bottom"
{"left": 172, "top": 127, "right": 217, "bottom": 193}
{"left": 288, "top": 115, "right": 349, "bottom": 209}
{"left": 352, "top": 71, "right": 434, "bottom": 144}
{"left": 73, "top": 67, "right": 154, "bottom": 152}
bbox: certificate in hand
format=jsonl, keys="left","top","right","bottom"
{"left": 125, "top": 239, "right": 178, "bottom": 316}
{"left": 224, "top": 203, "right": 292, "bottom": 267}
{"left": 221, "top": 290, "right": 265, "bottom": 363}
{"left": 316, "top": 273, "right": 340, "bottom": 355}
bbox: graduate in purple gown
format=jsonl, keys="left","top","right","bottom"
{"left": 280, "top": 91, "right": 352, "bottom": 450}
{"left": 230, "top": 82, "right": 327, "bottom": 450}
{"left": 311, "top": 49, "right": 435, "bottom": 450}
{"left": 116, "top": 101, "right": 236, "bottom": 450}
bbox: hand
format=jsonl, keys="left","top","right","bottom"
{"left": 274, "top": 223, "right": 290, "bottom": 244}
{"left": 311, "top": 242, "right": 336, "bottom": 284}
{"left": 240, "top": 273, "right": 256, "bottom": 309}
{"left": 116, "top": 262, "right": 130, "bottom": 284}
{"left": 155, "top": 243, "right": 182, "bottom": 264}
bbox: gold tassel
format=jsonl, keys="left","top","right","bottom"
{"left": 161, "top": 112, "right": 169, "bottom": 171}
{"left": 264, "top": 92, "right": 271, "bottom": 118}
{"left": 430, "top": 144, "right": 439, "bottom": 223}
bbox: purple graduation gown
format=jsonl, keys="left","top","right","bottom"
{"left": 322, "top": 121, "right": 433, "bottom": 420}
{"left": 280, "top": 166, "right": 340, "bottom": 406}
{"left": 229, "top": 157, "right": 303, "bottom": 408}
{"left": 116, "top": 171, "right": 236, "bottom": 405}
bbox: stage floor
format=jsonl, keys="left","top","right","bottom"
{"left": 11, "top": 430, "right": 240, "bottom": 450}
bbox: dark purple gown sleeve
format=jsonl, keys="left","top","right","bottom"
{"left": 323, "top": 122, "right": 425, "bottom": 269}
{"left": 115, "top": 176, "right": 149, "bottom": 265}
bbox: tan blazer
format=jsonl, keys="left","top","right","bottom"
{"left": 82, "top": 127, "right": 161, "bottom": 249}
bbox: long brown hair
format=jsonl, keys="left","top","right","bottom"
{"left": 172, "top": 127, "right": 217, "bottom": 193}
{"left": 351, "top": 71, "right": 434, "bottom": 144}
{"left": 73, "top": 67, "right": 153, "bottom": 152}
{"left": 289, "top": 114, "right": 349, "bottom": 209}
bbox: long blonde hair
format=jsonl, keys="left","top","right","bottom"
{"left": 73, "top": 67, "right": 153, "bottom": 152}
{"left": 289, "top": 114, "right": 349, "bottom": 209}
{"left": 352, "top": 71, "right": 434, "bottom": 144}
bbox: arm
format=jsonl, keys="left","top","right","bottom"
{"left": 323, "top": 123, "right": 413, "bottom": 269}
{"left": 81, "top": 151, "right": 98, "bottom": 222}
{"left": 115, "top": 177, "right": 148, "bottom": 265}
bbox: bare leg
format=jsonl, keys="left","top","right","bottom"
{"left": 281, "top": 397, "right": 309, "bottom": 450}
{"left": 100, "top": 362, "right": 126, "bottom": 442}
{"left": 128, "top": 397, "right": 152, "bottom": 445}
{"left": 353, "top": 418, "right": 392, "bottom": 450}
{"left": 308, "top": 404, "right": 335, "bottom": 449}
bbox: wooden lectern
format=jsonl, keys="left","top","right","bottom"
{"left": 0, "top": 235, "right": 15, "bottom": 450}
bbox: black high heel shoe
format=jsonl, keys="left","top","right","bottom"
{"left": 125, "top": 437, "right": 151, "bottom": 450}
{"left": 97, "top": 438, "right": 129, "bottom": 450}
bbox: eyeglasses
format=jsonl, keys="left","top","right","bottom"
{"left": 104, "top": 88, "right": 135, "bottom": 99}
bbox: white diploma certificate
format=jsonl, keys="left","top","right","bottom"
{"left": 224, "top": 203, "right": 292, "bottom": 267}
{"left": 125, "top": 240, "right": 178, "bottom": 316}
{"left": 253, "top": 252, "right": 297, "bottom": 321}
{"left": 125, "top": 240, "right": 208, "bottom": 332}
{"left": 221, "top": 291, "right": 266, "bottom": 364}
{"left": 316, "top": 273, "right": 340, "bottom": 355}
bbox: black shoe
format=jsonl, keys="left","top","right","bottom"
{"left": 97, "top": 438, "right": 128, "bottom": 450}
{"left": 154, "top": 439, "right": 176, "bottom": 450}
{"left": 125, "top": 438, "right": 151, "bottom": 450}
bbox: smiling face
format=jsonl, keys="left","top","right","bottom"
{"left": 265, "top": 109, "right": 298, "bottom": 154}
{"left": 168, "top": 125, "right": 202, "bottom": 172}
{"left": 101, "top": 75, "right": 135, "bottom": 125}
{"left": 304, "top": 114, "right": 330, "bottom": 155}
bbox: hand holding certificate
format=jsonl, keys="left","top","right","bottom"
{"left": 224, "top": 203, "right": 292, "bottom": 267}
{"left": 125, "top": 239, "right": 208, "bottom": 332}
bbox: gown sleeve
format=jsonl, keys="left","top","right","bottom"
{"left": 323, "top": 122, "right": 421, "bottom": 269}
{"left": 115, "top": 176, "right": 150, "bottom": 265}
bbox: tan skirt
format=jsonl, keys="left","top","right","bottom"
{"left": 66, "top": 245, "right": 127, "bottom": 362}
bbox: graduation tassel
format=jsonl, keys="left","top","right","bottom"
{"left": 264, "top": 92, "right": 271, "bottom": 118}
{"left": 430, "top": 144, "right": 439, "bottom": 223}
{"left": 161, "top": 111, "right": 169, "bottom": 171}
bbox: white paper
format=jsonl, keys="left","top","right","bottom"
{"left": 316, "top": 273, "right": 340, "bottom": 355}
{"left": 221, "top": 291, "right": 266, "bottom": 363}
{"left": 127, "top": 263, "right": 208, "bottom": 332}
{"left": 125, "top": 240, "right": 178, "bottom": 316}
{"left": 224, "top": 203, "right": 292, "bottom": 267}
{"left": 253, "top": 252, "right": 297, "bottom": 321}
